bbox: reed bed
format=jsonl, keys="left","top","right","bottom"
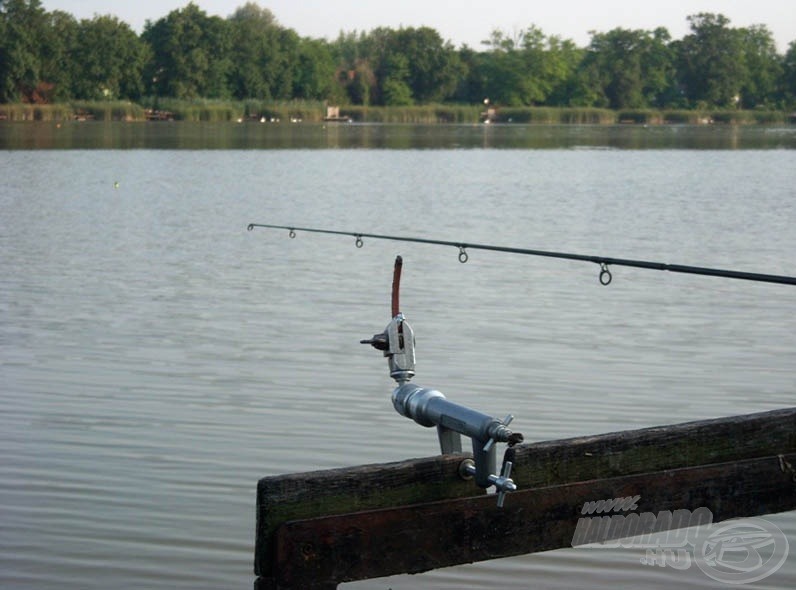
{"left": 710, "top": 110, "right": 786, "bottom": 125}
{"left": 0, "top": 102, "right": 145, "bottom": 121}
{"left": 71, "top": 101, "right": 146, "bottom": 121}
{"left": 0, "top": 101, "right": 792, "bottom": 125}
{"left": 144, "top": 98, "right": 239, "bottom": 122}
{"left": 557, "top": 108, "right": 616, "bottom": 124}
{"left": 495, "top": 107, "right": 616, "bottom": 124}
{"left": 660, "top": 110, "right": 705, "bottom": 124}
{"left": 243, "top": 100, "right": 328, "bottom": 123}
{"left": 0, "top": 103, "right": 73, "bottom": 121}
{"left": 341, "top": 105, "right": 481, "bottom": 123}
{"left": 617, "top": 110, "right": 665, "bottom": 124}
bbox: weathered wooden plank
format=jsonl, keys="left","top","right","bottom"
{"left": 255, "top": 453, "right": 480, "bottom": 577}
{"left": 272, "top": 453, "right": 796, "bottom": 589}
{"left": 509, "top": 406, "right": 796, "bottom": 488}
{"left": 255, "top": 407, "right": 796, "bottom": 587}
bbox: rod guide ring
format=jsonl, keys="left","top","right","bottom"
{"left": 599, "top": 263, "right": 612, "bottom": 286}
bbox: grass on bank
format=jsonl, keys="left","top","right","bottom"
{"left": 0, "top": 100, "right": 792, "bottom": 125}
{"left": 0, "top": 101, "right": 146, "bottom": 121}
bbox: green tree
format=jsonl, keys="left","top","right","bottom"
{"left": 380, "top": 52, "right": 413, "bottom": 105}
{"left": 539, "top": 36, "right": 584, "bottom": 106}
{"left": 270, "top": 27, "right": 300, "bottom": 100}
{"left": 737, "top": 25, "right": 782, "bottom": 108}
{"left": 477, "top": 47, "right": 526, "bottom": 105}
{"left": 784, "top": 41, "right": 796, "bottom": 107}
{"left": 516, "top": 26, "right": 559, "bottom": 104}
{"left": 293, "top": 38, "right": 335, "bottom": 100}
{"left": 642, "top": 28, "right": 679, "bottom": 107}
{"left": 451, "top": 45, "right": 484, "bottom": 103}
{"left": 227, "top": 2, "right": 283, "bottom": 99}
{"left": 71, "top": 15, "right": 148, "bottom": 100}
{"left": 0, "top": 5, "right": 6, "bottom": 99}
{"left": 578, "top": 27, "right": 676, "bottom": 109}
{"left": 39, "top": 10, "right": 80, "bottom": 101}
{"left": 142, "top": 2, "right": 232, "bottom": 99}
{"left": 479, "top": 28, "right": 537, "bottom": 105}
{"left": 343, "top": 26, "right": 463, "bottom": 105}
{"left": 677, "top": 13, "right": 746, "bottom": 107}
{"left": 329, "top": 27, "right": 377, "bottom": 104}
{"left": 476, "top": 26, "right": 583, "bottom": 106}
{"left": 348, "top": 59, "right": 377, "bottom": 105}
{"left": 0, "top": 0, "right": 49, "bottom": 101}
{"left": 390, "top": 27, "right": 463, "bottom": 103}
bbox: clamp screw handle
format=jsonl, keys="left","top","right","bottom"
{"left": 483, "top": 414, "right": 514, "bottom": 453}
{"left": 493, "top": 461, "right": 516, "bottom": 508}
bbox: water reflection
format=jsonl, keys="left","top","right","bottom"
{"left": 1, "top": 121, "right": 795, "bottom": 150}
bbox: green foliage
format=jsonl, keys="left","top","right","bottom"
{"left": 381, "top": 53, "right": 413, "bottom": 106}
{"left": 738, "top": 25, "right": 783, "bottom": 108}
{"left": 39, "top": 11, "right": 79, "bottom": 101}
{"left": 674, "top": 15, "right": 783, "bottom": 109}
{"left": 71, "top": 16, "right": 148, "bottom": 100}
{"left": 142, "top": 2, "right": 232, "bottom": 99}
{"left": 678, "top": 13, "right": 746, "bottom": 108}
{"left": 332, "top": 26, "right": 463, "bottom": 106}
{"left": 227, "top": 5, "right": 303, "bottom": 100}
{"left": 390, "top": 27, "right": 463, "bottom": 103}
{"left": 0, "top": 0, "right": 50, "bottom": 102}
{"left": 579, "top": 27, "right": 676, "bottom": 109}
{"left": 382, "top": 79, "right": 413, "bottom": 106}
{"left": 293, "top": 39, "right": 336, "bottom": 100}
{"left": 347, "top": 62, "right": 377, "bottom": 106}
{"left": 785, "top": 42, "right": 796, "bottom": 107}
{"left": 1, "top": 3, "right": 794, "bottom": 114}
{"left": 467, "top": 26, "right": 583, "bottom": 107}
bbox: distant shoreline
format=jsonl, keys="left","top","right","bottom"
{"left": 1, "top": 102, "right": 794, "bottom": 126}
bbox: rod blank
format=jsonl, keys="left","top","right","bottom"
{"left": 247, "top": 223, "right": 796, "bottom": 286}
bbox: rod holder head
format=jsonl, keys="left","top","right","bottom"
{"left": 361, "top": 314, "right": 416, "bottom": 383}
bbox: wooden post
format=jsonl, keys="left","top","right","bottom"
{"left": 255, "top": 407, "right": 796, "bottom": 589}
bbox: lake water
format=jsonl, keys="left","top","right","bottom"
{"left": 1, "top": 123, "right": 795, "bottom": 589}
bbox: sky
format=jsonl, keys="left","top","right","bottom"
{"left": 40, "top": 0, "right": 795, "bottom": 52}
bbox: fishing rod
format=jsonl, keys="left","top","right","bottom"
{"left": 246, "top": 223, "right": 796, "bottom": 287}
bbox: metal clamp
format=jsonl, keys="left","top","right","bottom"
{"left": 459, "top": 457, "right": 517, "bottom": 508}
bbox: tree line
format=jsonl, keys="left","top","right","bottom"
{"left": 2, "top": 0, "right": 796, "bottom": 110}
